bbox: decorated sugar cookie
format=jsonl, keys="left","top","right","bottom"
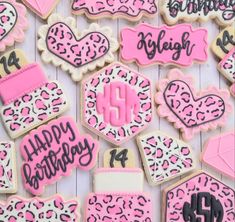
{"left": 71, "top": 0, "right": 157, "bottom": 21}
{"left": 104, "top": 148, "right": 135, "bottom": 168}
{"left": 82, "top": 62, "right": 152, "bottom": 145}
{"left": 38, "top": 13, "right": 119, "bottom": 82}
{"left": 121, "top": 23, "right": 208, "bottom": 67}
{"left": 202, "top": 131, "right": 235, "bottom": 179}
{"left": 137, "top": 131, "right": 195, "bottom": 186}
{"left": 0, "top": 195, "right": 79, "bottom": 221}
{"left": 161, "top": 0, "right": 235, "bottom": 26}
{"left": 163, "top": 171, "right": 235, "bottom": 222}
{"left": 20, "top": 116, "right": 99, "bottom": 195}
{"left": 85, "top": 168, "right": 153, "bottom": 221}
{"left": 22, "top": 0, "right": 60, "bottom": 19}
{"left": 0, "top": 0, "right": 28, "bottom": 52}
{"left": 155, "top": 69, "right": 232, "bottom": 140}
{"left": 0, "top": 49, "right": 28, "bottom": 77}
{"left": 0, "top": 53, "right": 69, "bottom": 139}
{"left": 211, "top": 26, "right": 235, "bottom": 59}
{"left": 0, "top": 141, "right": 17, "bottom": 193}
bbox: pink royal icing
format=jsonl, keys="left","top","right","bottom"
{"left": 0, "top": 0, "right": 28, "bottom": 52}
{"left": 72, "top": 0, "right": 157, "bottom": 20}
{"left": 0, "top": 63, "right": 47, "bottom": 105}
{"left": 230, "top": 83, "right": 235, "bottom": 97}
{"left": 22, "top": 0, "right": 59, "bottom": 18}
{"left": 82, "top": 62, "right": 152, "bottom": 145}
{"left": 121, "top": 23, "right": 208, "bottom": 67}
{"left": 202, "top": 131, "right": 235, "bottom": 179}
{"left": 20, "top": 116, "right": 99, "bottom": 195}
{"left": 155, "top": 69, "right": 232, "bottom": 140}
{"left": 0, "top": 195, "right": 79, "bottom": 221}
{"left": 164, "top": 172, "right": 235, "bottom": 222}
{"left": 85, "top": 193, "right": 153, "bottom": 221}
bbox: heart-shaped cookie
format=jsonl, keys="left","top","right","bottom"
{"left": 155, "top": 69, "right": 232, "bottom": 140}
{"left": 164, "top": 80, "right": 225, "bottom": 127}
{"left": 0, "top": 2, "right": 17, "bottom": 41}
{"left": 46, "top": 22, "right": 109, "bottom": 68}
{"left": 38, "top": 14, "right": 119, "bottom": 82}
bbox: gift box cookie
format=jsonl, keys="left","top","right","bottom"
{"left": 0, "top": 50, "right": 69, "bottom": 139}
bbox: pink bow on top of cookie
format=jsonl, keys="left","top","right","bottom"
{"left": 155, "top": 69, "right": 232, "bottom": 141}
{"left": 0, "top": 0, "right": 28, "bottom": 51}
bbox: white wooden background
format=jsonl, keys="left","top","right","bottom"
{"left": 0, "top": 1, "right": 234, "bottom": 221}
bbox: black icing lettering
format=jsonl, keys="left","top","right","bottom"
{"left": 216, "top": 30, "right": 235, "bottom": 54}
{"left": 137, "top": 31, "right": 195, "bottom": 61}
{"left": 167, "top": 0, "right": 235, "bottom": 20}
{"left": 183, "top": 192, "right": 224, "bottom": 222}
{"left": 0, "top": 51, "right": 21, "bottom": 75}
{"left": 109, "top": 149, "right": 128, "bottom": 168}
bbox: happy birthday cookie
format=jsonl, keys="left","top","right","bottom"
{"left": 0, "top": 195, "right": 79, "bottom": 221}
{"left": 81, "top": 62, "right": 152, "bottom": 145}
{"left": 38, "top": 13, "right": 119, "bottom": 82}
{"left": 163, "top": 171, "right": 235, "bottom": 222}
{"left": 22, "top": 0, "right": 60, "bottom": 19}
{"left": 121, "top": 23, "right": 208, "bottom": 67}
{"left": 0, "top": 0, "right": 28, "bottom": 52}
{"left": 0, "top": 141, "right": 17, "bottom": 193}
{"left": 161, "top": 0, "right": 235, "bottom": 26}
{"left": 0, "top": 55, "right": 69, "bottom": 139}
{"left": 137, "top": 131, "right": 195, "bottom": 186}
{"left": 71, "top": 0, "right": 157, "bottom": 21}
{"left": 20, "top": 116, "right": 99, "bottom": 195}
{"left": 155, "top": 69, "right": 232, "bottom": 140}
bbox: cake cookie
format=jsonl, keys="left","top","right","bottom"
{"left": 0, "top": 195, "right": 79, "bottom": 221}
{"left": 137, "top": 131, "right": 195, "bottom": 186}
{"left": 202, "top": 131, "right": 235, "bottom": 179}
{"left": 0, "top": 61, "right": 69, "bottom": 139}
{"left": 0, "top": 0, "right": 28, "bottom": 52}
{"left": 71, "top": 0, "right": 157, "bottom": 21}
{"left": 22, "top": 0, "right": 60, "bottom": 19}
{"left": 38, "top": 13, "right": 119, "bottom": 82}
{"left": 155, "top": 69, "right": 232, "bottom": 141}
{"left": 104, "top": 148, "right": 135, "bottom": 168}
{"left": 85, "top": 168, "right": 153, "bottom": 221}
{"left": 121, "top": 23, "right": 208, "bottom": 67}
{"left": 0, "top": 49, "right": 28, "bottom": 77}
{"left": 81, "top": 62, "right": 152, "bottom": 145}
{"left": 163, "top": 171, "right": 235, "bottom": 222}
{"left": 0, "top": 141, "right": 17, "bottom": 193}
{"left": 211, "top": 26, "right": 235, "bottom": 59}
{"left": 20, "top": 116, "right": 99, "bottom": 196}
{"left": 161, "top": 0, "right": 235, "bottom": 26}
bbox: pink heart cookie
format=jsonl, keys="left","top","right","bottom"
{"left": 38, "top": 14, "right": 119, "bottom": 82}
{"left": 0, "top": 0, "right": 28, "bottom": 52}
{"left": 155, "top": 69, "right": 232, "bottom": 140}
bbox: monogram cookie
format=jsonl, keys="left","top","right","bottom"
{"left": 22, "top": 0, "right": 60, "bottom": 19}
{"left": 81, "top": 62, "right": 152, "bottom": 145}
{"left": 72, "top": 0, "right": 157, "bottom": 21}
{"left": 163, "top": 171, "right": 235, "bottom": 222}
{"left": 0, "top": 0, "right": 28, "bottom": 52}
{"left": 202, "top": 131, "right": 235, "bottom": 179}
{"left": 38, "top": 13, "right": 119, "bottom": 82}
{"left": 137, "top": 131, "right": 195, "bottom": 186}
{"left": 0, "top": 141, "right": 17, "bottom": 193}
{"left": 155, "top": 69, "right": 232, "bottom": 140}
{"left": 0, "top": 195, "right": 79, "bottom": 221}
{"left": 20, "top": 116, "right": 99, "bottom": 195}
{"left": 121, "top": 23, "right": 208, "bottom": 67}
{"left": 161, "top": 0, "right": 235, "bottom": 26}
